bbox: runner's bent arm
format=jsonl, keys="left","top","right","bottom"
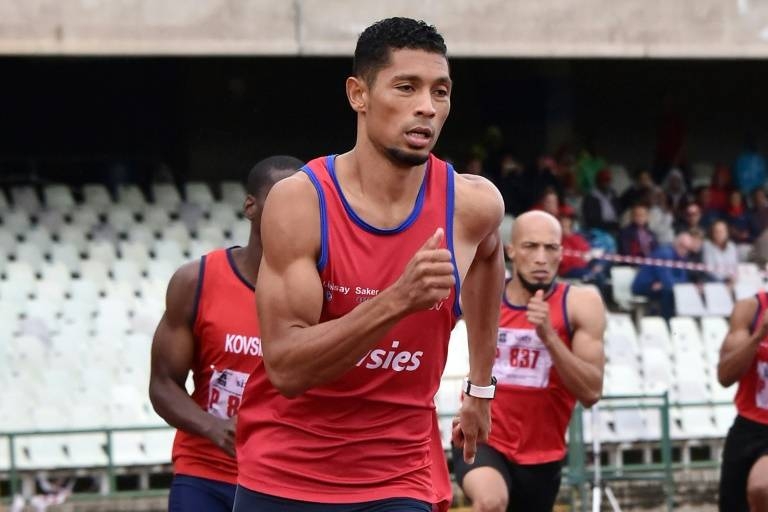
{"left": 545, "top": 286, "right": 605, "bottom": 407}
{"left": 718, "top": 297, "right": 766, "bottom": 387}
{"left": 258, "top": 175, "right": 456, "bottom": 398}
{"left": 453, "top": 174, "right": 505, "bottom": 462}
{"left": 149, "top": 262, "right": 236, "bottom": 456}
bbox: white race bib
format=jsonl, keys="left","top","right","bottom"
{"left": 207, "top": 368, "right": 249, "bottom": 419}
{"left": 756, "top": 361, "right": 768, "bottom": 410}
{"left": 493, "top": 328, "right": 552, "bottom": 388}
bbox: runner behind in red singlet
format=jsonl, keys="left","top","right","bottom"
{"left": 453, "top": 210, "right": 606, "bottom": 512}
{"left": 234, "top": 17, "right": 506, "bottom": 512}
{"left": 717, "top": 292, "right": 768, "bottom": 512}
{"left": 148, "top": 155, "right": 302, "bottom": 512}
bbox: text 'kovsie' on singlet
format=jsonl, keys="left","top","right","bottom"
{"left": 236, "top": 154, "right": 460, "bottom": 503}
{"left": 171, "top": 248, "right": 262, "bottom": 484}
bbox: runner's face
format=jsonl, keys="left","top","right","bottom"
{"left": 362, "top": 49, "right": 451, "bottom": 167}
{"left": 507, "top": 217, "right": 562, "bottom": 289}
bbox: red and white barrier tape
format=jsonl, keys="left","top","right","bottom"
{"left": 562, "top": 248, "right": 767, "bottom": 276}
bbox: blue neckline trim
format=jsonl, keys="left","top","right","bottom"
{"left": 190, "top": 255, "right": 206, "bottom": 327}
{"left": 226, "top": 246, "right": 255, "bottom": 291}
{"left": 325, "top": 154, "right": 428, "bottom": 235}
{"left": 301, "top": 165, "right": 329, "bottom": 272}
{"left": 445, "top": 164, "right": 462, "bottom": 317}
{"left": 750, "top": 292, "right": 764, "bottom": 333}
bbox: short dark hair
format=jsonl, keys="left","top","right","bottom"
{"left": 246, "top": 155, "right": 304, "bottom": 196}
{"left": 353, "top": 17, "right": 447, "bottom": 86}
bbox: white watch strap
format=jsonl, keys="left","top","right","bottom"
{"left": 463, "top": 377, "right": 496, "bottom": 399}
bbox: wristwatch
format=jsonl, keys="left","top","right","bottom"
{"left": 463, "top": 376, "right": 497, "bottom": 399}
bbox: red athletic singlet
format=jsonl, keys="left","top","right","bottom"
{"left": 734, "top": 291, "right": 768, "bottom": 425}
{"left": 171, "top": 248, "right": 263, "bottom": 484}
{"left": 487, "top": 282, "right": 576, "bottom": 464}
{"left": 237, "top": 154, "right": 460, "bottom": 504}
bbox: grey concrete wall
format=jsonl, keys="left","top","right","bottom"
{"left": 2, "top": 0, "right": 768, "bottom": 57}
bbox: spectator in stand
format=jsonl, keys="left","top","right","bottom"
{"left": 749, "top": 188, "right": 768, "bottom": 237}
{"left": 631, "top": 232, "right": 696, "bottom": 319}
{"left": 575, "top": 143, "right": 607, "bottom": 194}
{"left": 647, "top": 186, "right": 676, "bottom": 244}
{"left": 581, "top": 168, "right": 620, "bottom": 237}
{"left": 734, "top": 134, "right": 767, "bottom": 197}
{"left": 619, "top": 170, "right": 655, "bottom": 215}
{"left": 558, "top": 205, "right": 591, "bottom": 280}
{"left": 533, "top": 187, "right": 560, "bottom": 217}
{"left": 687, "top": 227, "right": 709, "bottom": 286}
{"left": 708, "top": 164, "right": 733, "bottom": 214}
{"left": 496, "top": 153, "right": 529, "bottom": 216}
{"left": 703, "top": 220, "right": 739, "bottom": 283}
{"left": 618, "top": 203, "right": 658, "bottom": 258}
{"left": 530, "top": 155, "right": 564, "bottom": 205}
{"left": 726, "top": 190, "right": 754, "bottom": 244}
{"left": 662, "top": 168, "right": 690, "bottom": 221}
{"left": 693, "top": 185, "right": 721, "bottom": 228}
{"left": 675, "top": 202, "right": 706, "bottom": 235}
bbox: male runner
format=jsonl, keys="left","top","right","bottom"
{"left": 718, "top": 292, "right": 768, "bottom": 512}
{"left": 234, "top": 17, "right": 505, "bottom": 512}
{"left": 148, "top": 155, "right": 302, "bottom": 511}
{"left": 453, "top": 210, "right": 606, "bottom": 512}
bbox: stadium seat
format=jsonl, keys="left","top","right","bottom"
{"left": 141, "top": 206, "right": 171, "bottom": 232}
{"left": 24, "top": 226, "right": 53, "bottom": 252}
{"left": 673, "top": 283, "right": 707, "bottom": 317}
{"left": 49, "top": 243, "right": 82, "bottom": 274}
{"left": 2, "top": 209, "right": 32, "bottom": 235}
{"left": 116, "top": 184, "right": 147, "bottom": 210}
{"left": 208, "top": 202, "right": 238, "bottom": 228}
{"left": 0, "top": 229, "right": 18, "bottom": 256}
{"left": 111, "top": 259, "right": 143, "bottom": 283}
{"left": 57, "top": 224, "right": 89, "bottom": 253}
{"left": 153, "top": 239, "right": 185, "bottom": 266}
{"left": 610, "top": 265, "right": 647, "bottom": 314}
{"left": 35, "top": 279, "right": 69, "bottom": 303}
{"left": 196, "top": 221, "right": 227, "bottom": 249}
{"left": 639, "top": 316, "right": 672, "bottom": 352}
{"left": 43, "top": 184, "right": 76, "bottom": 210}
{"left": 703, "top": 282, "right": 734, "bottom": 317}
{"left": 640, "top": 347, "right": 673, "bottom": 394}
{"left": 160, "top": 222, "right": 191, "bottom": 251}
{"left": 669, "top": 317, "right": 706, "bottom": 366}
{"left": 229, "top": 219, "right": 251, "bottom": 245}
{"left": 0, "top": 188, "right": 8, "bottom": 211}
{"left": 82, "top": 184, "right": 113, "bottom": 212}
{"left": 64, "top": 432, "right": 109, "bottom": 468}
{"left": 14, "top": 241, "right": 46, "bottom": 273}
{"left": 734, "top": 279, "right": 761, "bottom": 301}
{"left": 88, "top": 239, "right": 118, "bottom": 267}
{"left": 70, "top": 206, "right": 101, "bottom": 231}
{"left": 220, "top": 181, "right": 246, "bottom": 205}
{"left": 119, "top": 240, "right": 151, "bottom": 270}
{"left": 79, "top": 260, "right": 110, "bottom": 288}
{"left": 152, "top": 183, "right": 182, "bottom": 210}
{"left": 111, "top": 432, "right": 147, "bottom": 466}
{"left": 105, "top": 206, "right": 136, "bottom": 234}
{"left": 713, "top": 403, "right": 737, "bottom": 434}
{"left": 185, "top": 182, "right": 215, "bottom": 206}
{"left": 10, "top": 185, "right": 41, "bottom": 212}
{"left": 187, "top": 239, "right": 218, "bottom": 259}
{"left": 38, "top": 209, "right": 67, "bottom": 233}
{"left": 143, "top": 429, "right": 175, "bottom": 464}
{"left": 605, "top": 313, "right": 640, "bottom": 365}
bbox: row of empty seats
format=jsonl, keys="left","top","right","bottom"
{"left": 0, "top": 181, "right": 246, "bottom": 213}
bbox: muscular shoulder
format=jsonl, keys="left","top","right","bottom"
{"left": 453, "top": 173, "right": 504, "bottom": 242}
{"left": 165, "top": 259, "right": 202, "bottom": 324}
{"left": 731, "top": 296, "right": 760, "bottom": 329}
{"left": 261, "top": 172, "right": 321, "bottom": 262}
{"left": 565, "top": 284, "right": 606, "bottom": 330}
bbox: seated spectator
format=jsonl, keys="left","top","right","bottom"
{"left": 619, "top": 170, "right": 655, "bottom": 215}
{"left": 619, "top": 203, "right": 658, "bottom": 258}
{"left": 707, "top": 163, "right": 732, "bottom": 214}
{"left": 725, "top": 189, "right": 753, "bottom": 244}
{"left": 686, "top": 227, "right": 709, "bottom": 285}
{"left": 647, "top": 186, "right": 675, "bottom": 244}
{"left": 582, "top": 168, "right": 620, "bottom": 236}
{"left": 558, "top": 206, "right": 591, "bottom": 279}
{"left": 532, "top": 187, "right": 560, "bottom": 217}
{"left": 749, "top": 187, "right": 768, "bottom": 236}
{"left": 662, "top": 168, "right": 691, "bottom": 222}
{"left": 631, "top": 232, "right": 696, "bottom": 319}
{"left": 692, "top": 185, "right": 721, "bottom": 228}
{"left": 734, "top": 135, "right": 766, "bottom": 197}
{"left": 703, "top": 220, "right": 738, "bottom": 283}
{"left": 675, "top": 202, "right": 706, "bottom": 234}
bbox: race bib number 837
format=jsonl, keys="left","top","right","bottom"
{"left": 493, "top": 328, "right": 553, "bottom": 388}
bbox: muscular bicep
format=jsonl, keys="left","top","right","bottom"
{"left": 570, "top": 288, "right": 607, "bottom": 372}
{"left": 150, "top": 263, "right": 199, "bottom": 389}
{"left": 255, "top": 175, "right": 324, "bottom": 355}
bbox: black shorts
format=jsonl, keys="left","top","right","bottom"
{"left": 719, "top": 415, "right": 768, "bottom": 512}
{"left": 232, "top": 485, "right": 432, "bottom": 512}
{"left": 452, "top": 443, "right": 563, "bottom": 512}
